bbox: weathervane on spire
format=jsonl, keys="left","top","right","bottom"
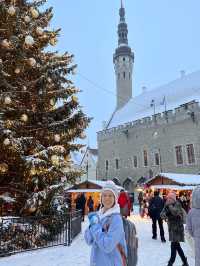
{"left": 121, "top": 0, "right": 124, "bottom": 8}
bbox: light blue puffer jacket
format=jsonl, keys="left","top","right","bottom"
{"left": 84, "top": 205, "right": 127, "bottom": 266}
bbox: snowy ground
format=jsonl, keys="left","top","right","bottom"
{"left": 0, "top": 210, "right": 194, "bottom": 266}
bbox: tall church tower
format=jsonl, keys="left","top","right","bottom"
{"left": 113, "top": 0, "right": 134, "bottom": 110}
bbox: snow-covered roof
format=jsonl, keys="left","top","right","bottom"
{"left": 0, "top": 195, "right": 15, "bottom": 203}
{"left": 107, "top": 70, "right": 200, "bottom": 128}
{"left": 149, "top": 172, "right": 200, "bottom": 185}
{"left": 151, "top": 185, "right": 196, "bottom": 191}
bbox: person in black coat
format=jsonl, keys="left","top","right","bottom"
{"left": 76, "top": 193, "right": 86, "bottom": 221}
{"left": 148, "top": 190, "right": 166, "bottom": 242}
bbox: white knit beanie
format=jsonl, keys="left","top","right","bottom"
{"left": 102, "top": 180, "right": 119, "bottom": 203}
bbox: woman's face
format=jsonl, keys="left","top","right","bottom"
{"left": 102, "top": 190, "right": 115, "bottom": 210}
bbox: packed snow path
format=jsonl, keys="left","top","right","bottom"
{"left": 0, "top": 214, "right": 194, "bottom": 266}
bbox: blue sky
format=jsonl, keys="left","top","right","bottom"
{"left": 45, "top": 0, "right": 200, "bottom": 148}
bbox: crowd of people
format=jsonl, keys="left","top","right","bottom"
{"left": 82, "top": 182, "right": 200, "bottom": 266}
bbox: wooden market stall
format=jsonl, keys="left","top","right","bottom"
{"left": 144, "top": 172, "right": 200, "bottom": 197}
{"left": 65, "top": 180, "right": 123, "bottom": 214}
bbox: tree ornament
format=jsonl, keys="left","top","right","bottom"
{"left": 4, "top": 96, "right": 12, "bottom": 104}
{"left": 0, "top": 59, "right": 2, "bottom": 64}
{"left": 14, "top": 68, "right": 20, "bottom": 74}
{"left": 27, "top": 57, "right": 36, "bottom": 67}
{"left": 47, "top": 77, "right": 52, "bottom": 82}
{"left": 0, "top": 163, "right": 8, "bottom": 173}
{"left": 49, "top": 38, "right": 57, "bottom": 46}
{"left": 25, "top": 35, "right": 34, "bottom": 46}
{"left": 21, "top": 114, "right": 28, "bottom": 122}
{"left": 1, "top": 39, "right": 10, "bottom": 48}
{"left": 36, "top": 27, "right": 43, "bottom": 36}
{"left": 3, "top": 138, "right": 10, "bottom": 145}
{"left": 7, "top": 6, "right": 16, "bottom": 16}
{"left": 24, "top": 15, "right": 31, "bottom": 23}
{"left": 30, "top": 7, "right": 39, "bottom": 18}
{"left": 54, "top": 134, "right": 60, "bottom": 142}
{"left": 50, "top": 98, "right": 55, "bottom": 106}
{"left": 51, "top": 155, "right": 59, "bottom": 166}
{"left": 22, "top": 85, "right": 27, "bottom": 91}
{"left": 72, "top": 95, "right": 78, "bottom": 102}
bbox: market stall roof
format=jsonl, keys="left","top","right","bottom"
{"left": 146, "top": 172, "right": 200, "bottom": 187}
{"left": 150, "top": 185, "right": 196, "bottom": 191}
{"left": 65, "top": 180, "right": 123, "bottom": 192}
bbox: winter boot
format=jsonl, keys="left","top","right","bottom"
{"left": 167, "top": 262, "right": 173, "bottom": 266}
{"left": 161, "top": 237, "right": 166, "bottom": 243}
{"left": 182, "top": 258, "right": 189, "bottom": 266}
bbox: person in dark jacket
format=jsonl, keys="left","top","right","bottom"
{"left": 161, "top": 191, "right": 189, "bottom": 266}
{"left": 148, "top": 190, "right": 166, "bottom": 242}
{"left": 87, "top": 196, "right": 94, "bottom": 212}
{"left": 76, "top": 193, "right": 86, "bottom": 221}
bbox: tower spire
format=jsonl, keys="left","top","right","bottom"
{"left": 121, "top": 0, "right": 123, "bottom": 8}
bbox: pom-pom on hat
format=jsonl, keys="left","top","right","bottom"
{"left": 102, "top": 180, "right": 119, "bottom": 203}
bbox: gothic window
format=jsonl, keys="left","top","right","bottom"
{"left": 105, "top": 160, "right": 109, "bottom": 171}
{"left": 123, "top": 72, "right": 126, "bottom": 79}
{"left": 118, "top": 73, "right": 120, "bottom": 80}
{"left": 123, "top": 57, "right": 125, "bottom": 61}
{"left": 154, "top": 153, "right": 160, "bottom": 166}
{"left": 175, "top": 146, "right": 183, "bottom": 165}
{"left": 115, "top": 159, "right": 119, "bottom": 169}
{"left": 133, "top": 156, "right": 137, "bottom": 168}
{"left": 143, "top": 150, "right": 148, "bottom": 167}
{"left": 186, "top": 144, "right": 195, "bottom": 164}
{"left": 129, "top": 72, "right": 131, "bottom": 80}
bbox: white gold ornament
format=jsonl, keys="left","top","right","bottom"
{"left": 61, "top": 176, "right": 67, "bottom": 182}
{"left": 22, "top": 85, "right": 27, "bottom": 91}
{"left": 30, "top": 7, "right": 39, "bottom": 18}
{"left": 14, "top": 68, "right": 20, "bottom": 74}
{"left": 25, "top": 35, "right": 34, "bottom": 46}
{"left": 8, "top": 6, "right": 16, "bottom": 16}
{"left": 4, "top": 96, "right": 11, "bottom": 104}
{"left": 72, "top": 95, "right": 78, "bottom": 102}
{"left": 50, "top": 98, "right": 55, "bottom": 106}
{"left": 1, "top": 39, "right": 10, "bottom": 48}
{"left": 24, "top": 15, "right": 31, "bottom": 23}
{"left": 54, "top": 134, "right": 60, "bottom": 142}
{"left": 3, "top": 138, "right": 10, "bottom": 145}
{"left": 0, "top": 163, "right": 8, "bottom": 173}
{"left": 27, "top": 58, "right": 36, "bottom": 67}
{"left": 36, "top": 27, "right": 43, "bottom": 35}
{"left": 21, "top": 114, "right": 28, "bottom": 122}
{"left": 51, "top": 155, "right": 59, "bottom": 166}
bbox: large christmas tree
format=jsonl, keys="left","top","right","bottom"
{"left": 0, "top": 0, "right": 90, "bottom": 215}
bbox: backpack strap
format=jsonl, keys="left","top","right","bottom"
{"left": 105, "top": 214, "right": 127, "bottom": 266}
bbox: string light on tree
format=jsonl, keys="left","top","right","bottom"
{"left": 49, "top": 38, "right": 57, "bottom": 46}
{"left": 21, "top": 114, "right": 28, "bottom": 122}
{"left": 4, "top": 96, "right": 12, "bottom": 104}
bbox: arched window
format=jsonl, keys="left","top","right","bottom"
{"left": 123, "top": 72, "right": 126, "bottom": 79}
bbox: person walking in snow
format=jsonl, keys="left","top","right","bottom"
{"left": 84, "top": 181, "right": 127, "bottom": 266}
{"left": 186, "top": 186, "right": 200, "bottom": 266}
{"left": 118, "top": 189, "right": 131, "bottom": 218}
{"left": 148, "top": 190, "right": 166, "bottom": 242}
{"left": 161, "top": 191, "right": 189, "bottom": 266}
